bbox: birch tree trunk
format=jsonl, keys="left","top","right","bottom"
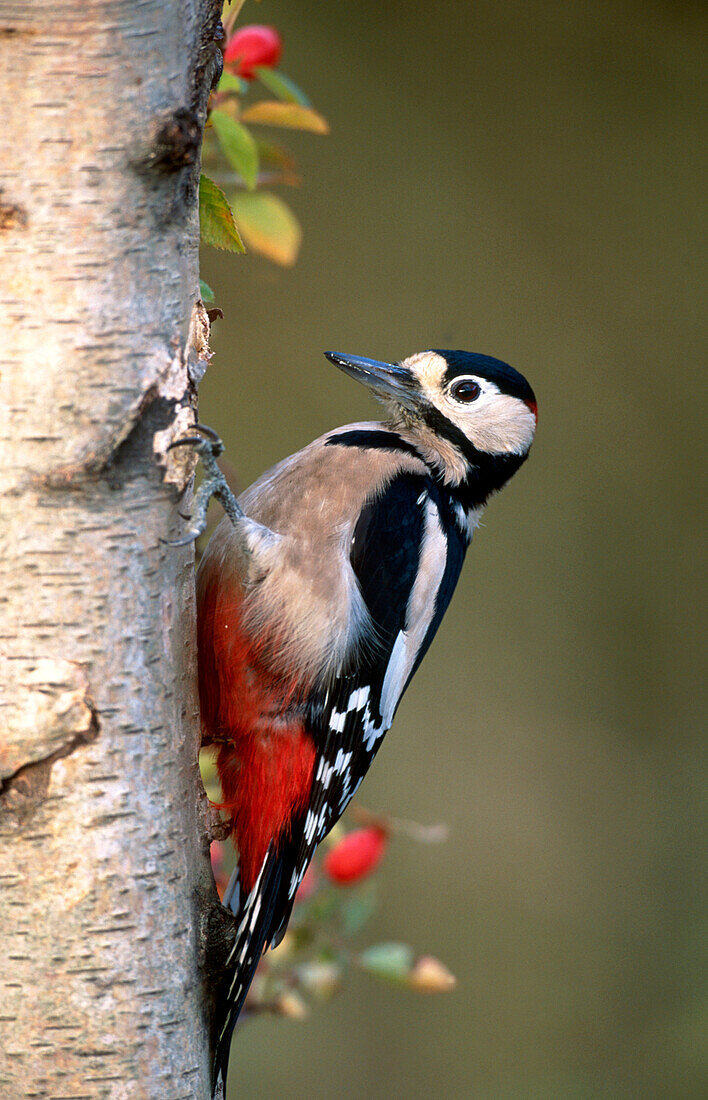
{"left": 0, "top": 1, "right": 222, "bottom": 1095}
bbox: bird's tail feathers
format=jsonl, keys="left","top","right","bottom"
{"left": 211, "top": 845, "right": 285, "bottom": 1096}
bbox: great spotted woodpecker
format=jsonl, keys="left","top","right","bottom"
{"left": 173, "top": 348, "right": 536, "bottom": 1093}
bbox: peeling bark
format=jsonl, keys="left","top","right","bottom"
{"left": 0, "top": 1, "right": 222, "bottom": 1095}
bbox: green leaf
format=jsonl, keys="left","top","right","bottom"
{"left": 229, "top": 191, "right": 301, "bottom": 266}
{"left": 358, "top": 942, "right": 414, "bottom": 983}
{"left": 217, "top": 70, "right": 249, "bottom": 96}
{"left": 199, "top": 278, "right": 215, "bottom": 303}
{"left": 253, "top": 67, "right": 311, "bottom": 106}
{"left": 210, "top": 108, "right": 259, "bottom": 190}
{"left": 240, "top": 101, "right": 329, "bottom": 134}
{"left": 199, "top": 174, "right": 245, "bottom": 252}
{"left": 341, "top": 883, "right": 377, "bottom": 937}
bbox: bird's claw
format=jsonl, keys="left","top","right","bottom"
{"left": 160, "top": 530, "right": 202, "bottom": 548}
{"left": 168, "top": 422, "right": 224, "bottom": 457}
{"left": 162, "top": 423, "right": 243, "bottom": 547}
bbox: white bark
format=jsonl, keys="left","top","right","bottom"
{"left": 0, "top": 1, "right": 222, "bottom": 1095}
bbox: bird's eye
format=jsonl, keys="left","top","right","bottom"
{"left": 450, "top": 379, "right": 481, "bottom": 403}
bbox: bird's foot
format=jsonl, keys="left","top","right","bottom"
{"left": 163, "top": 423, "right": 244, "bottom": 546}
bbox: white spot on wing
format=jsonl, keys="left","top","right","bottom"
{"left": 304, "top": 809, "right": 318, "bottom": 844}
{"left": 362, "top": 714, "right": 385, "bottom": 752}
{"left": 329, "top": 709, "right": 346, "bottom": 733}
{"left": 340, "top": 774, "right": 364, "bottom": 812}
{"left": 226, "top": 856, "right": 268, "bottom": 964}
{"left": 317, "top": 759, "right": 336, "bottom": 789}
{"left": 348, "top": 685, "right": 370, "bottom": 711}
{"left": 334, "top": 748, "right": 352, "bottom": 774}
{"left": 315, "top": 807, "right": 328, "bottom": 838}
{"left": 249, "top": 895, "right": 262, "bottom": 929}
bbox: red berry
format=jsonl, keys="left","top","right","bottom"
{"left": 323, "top": 827, "right": 388, "bottom": 884}
{"left": 223, "top": 25, "right": 283, "bottom": 80}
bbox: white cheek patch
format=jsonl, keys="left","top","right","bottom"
{"left": 447, "top": 383, "right": 536, "bottom": 455}
{"left": 467, "top": 394, "right": 536, "bottom": 454}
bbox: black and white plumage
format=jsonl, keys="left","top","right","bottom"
{"left": 190, "top": 348, "right": 537, "bottom": 1093}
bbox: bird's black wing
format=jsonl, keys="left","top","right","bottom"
{"left": 277, "top": 473, "right": 467, "bottom": 929}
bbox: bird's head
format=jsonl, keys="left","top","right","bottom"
{"left": 325, "top": 348, "right": 537, "bottom": 487}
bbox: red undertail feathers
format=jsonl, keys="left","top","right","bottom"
{"left": 198, "top": 574, "right": 316, "bottom": 892}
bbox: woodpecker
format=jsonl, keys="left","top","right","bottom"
{"left": 175, "top": 348, "right": 536, "bottom": 1094}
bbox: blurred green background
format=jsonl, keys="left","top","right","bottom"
{"left": 201, "top": 1, "right": 707, "bottom": 1096}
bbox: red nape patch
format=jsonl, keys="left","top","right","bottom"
{"left": 198, "top": 576, "right": 316, "bottom": 894}
{"left": 525, "top": 399, "right": 538, "bottom": 421}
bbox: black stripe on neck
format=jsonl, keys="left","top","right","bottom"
{"left": 420, "top": 405, "right": 527, "bottom": 507}
{"left": 325, "top": 429, "right": 424, "bottom": 461}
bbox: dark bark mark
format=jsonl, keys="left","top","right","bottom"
{"left": 0, "top": 198, "right": 27, "bottom": 230}
{"left": 198, "top": 891, "right": 238, "bottom": 982}
{"left": 36, "top": 394, "right": 182, "bottom": 490}
{"left": 150, "top": 108, "right": 202, "bottom": 172}
{"left": 104, "top": 394, "right": 183, "bottom": 487}
{"left": 0, "top": 707, "right": 100, "bottom": 823}
{"left": 0, "top": 26, "right": 38, "bottom": 38}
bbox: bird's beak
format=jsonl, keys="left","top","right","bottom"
{"left": 324, "top": 351, "right": 418, "bottom": 409}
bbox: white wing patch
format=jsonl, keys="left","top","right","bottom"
{"left": 379, "top": 495, "right": 448, "bottom": 726}
{"left": 333, "top": 748, "right": 353, "bottom": 773}
{"left": 330, "top": 683, "right": 385, "bottom": 755}
{"left": 304, "top": 805, "right": 329, "bottom": 844}
{"left": 328, "top": 684, "right": 370, "bottom": 734}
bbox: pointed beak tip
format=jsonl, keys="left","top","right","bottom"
{"left": 324, "top": 350, "right": 416, "bottom": 407}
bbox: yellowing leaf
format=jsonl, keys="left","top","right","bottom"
{"left": 222, "top": 0, "right": 247, "bottom": 36}
{"left": 240, "top": 101, "right": 329, "bottom": 134}
{"left": 199, "top": 175, "right": 245, "bottom": 252}
{"left": 211, "top": 108, "right": 259, "bottom": 190}
{"left": 230, "top": 191, "right": 301, "bottom": 266}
